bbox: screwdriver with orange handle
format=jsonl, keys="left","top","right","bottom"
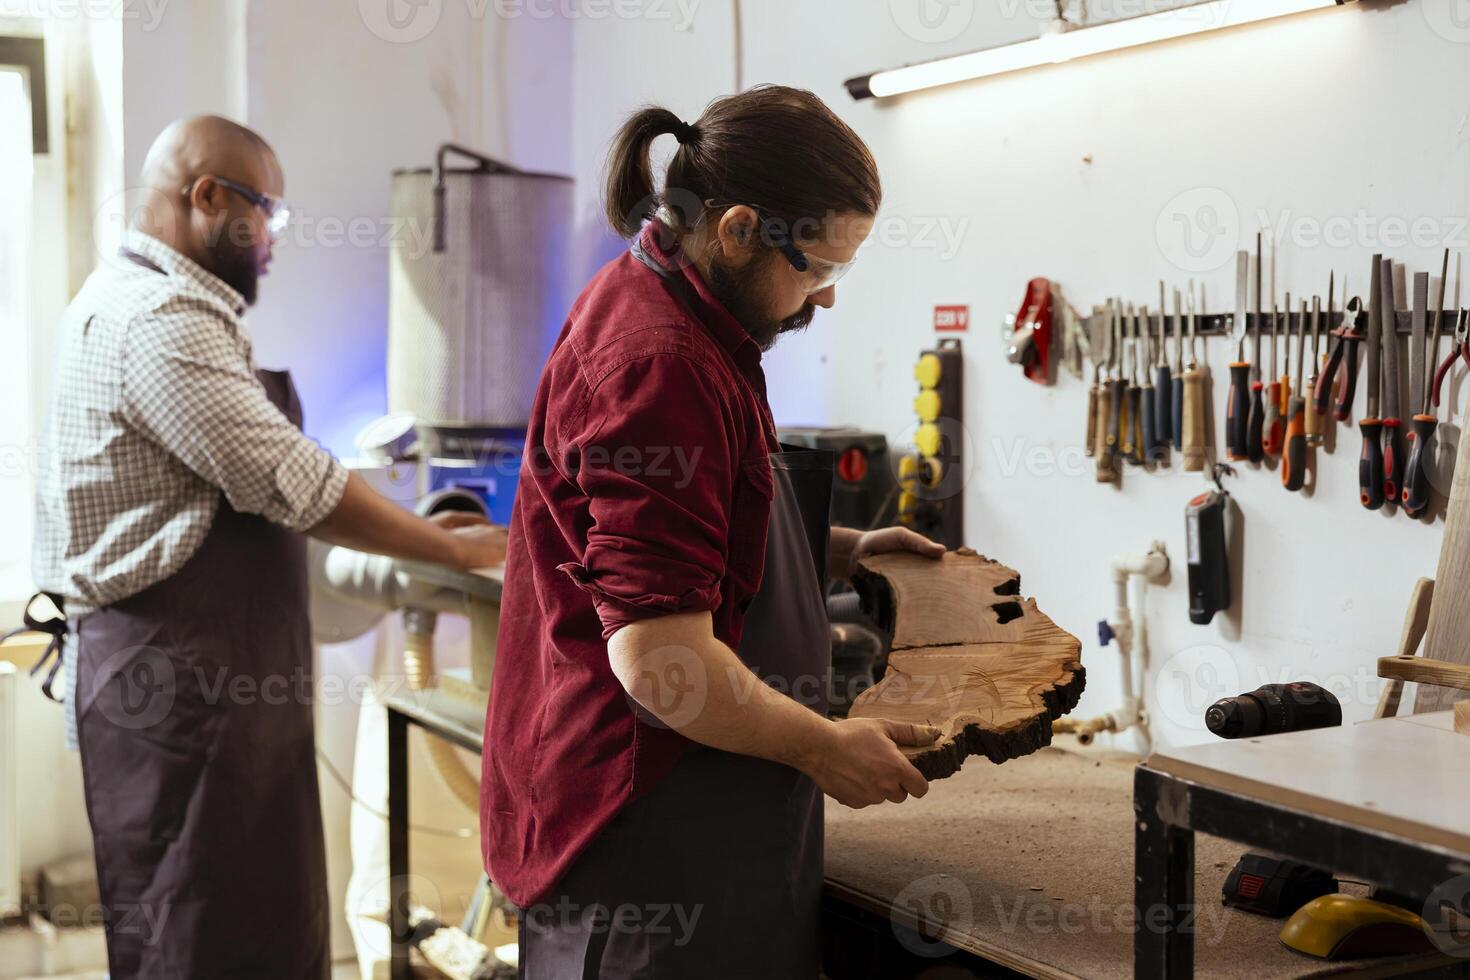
{"left": 1283, "top": 297, "right": 1309, "bottom": 492}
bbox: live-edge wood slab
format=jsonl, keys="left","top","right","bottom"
{"left": 848, "top": 548, "right": 1084, "bottom": 779}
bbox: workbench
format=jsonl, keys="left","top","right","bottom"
{"left": 1136, "top": 711, "right": 1470, "bottom": 979}
{"left": 825, "top": 741, "right": 1467, "bottom": 979}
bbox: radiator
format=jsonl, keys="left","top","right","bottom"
{"left": 0, "top": 662, "right": 17, "bottom": 916}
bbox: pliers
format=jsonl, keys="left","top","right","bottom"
{"left": 1431, "top": 308, "right": 1470, "bottom": 410}
{"left": 1316, "top": 297, "right": 1365, "bottom": 421}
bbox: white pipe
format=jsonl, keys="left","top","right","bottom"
{"left": 1057, "top": 542, "right": 1167, "bottom": 750}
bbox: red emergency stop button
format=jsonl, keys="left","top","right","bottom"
{"left": 837, "top": 447, "right": 868, "bottom": 484}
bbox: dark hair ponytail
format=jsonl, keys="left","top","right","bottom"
{"left": 601, "top": 85, "right": 881, "bottom": 242}
{"left": 603, "top": 106, "right": 690, "bottom": 237}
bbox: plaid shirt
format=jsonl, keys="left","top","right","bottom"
{"left": 33, "top": 231, "right": 347, "bottom": 616}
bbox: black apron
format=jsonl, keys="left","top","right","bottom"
{"left": 74, "top": 281, "right": 330, "bottom": 977}
{"left": 519, "top": 241, "right": 835, "bottom": 978}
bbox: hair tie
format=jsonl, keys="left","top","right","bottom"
{"left": 671, "top": 120, "right": 697, "bottom": 145}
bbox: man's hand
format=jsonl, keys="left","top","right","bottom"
{"left": 831, "top": 525, "right": 946, "bottom": 579}
{"left": 428, "top": 510, "right": 488, "bottom": 530}
{"left": 447, "top": 522, "right": 508, "bottom": 569}
{"left": 801, "top": 718, "right": 940, "bottom": 808}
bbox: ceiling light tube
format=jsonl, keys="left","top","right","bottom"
{"left": 846, "top": 0, "right": 1352, "bottom": 100}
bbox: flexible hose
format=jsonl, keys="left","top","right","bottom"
{"left": 403, "top": 626, "right": 481, "bottom": 812}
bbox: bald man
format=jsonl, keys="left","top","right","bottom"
{"left": 32, "top": 116, "right": 504, "bottom": 978}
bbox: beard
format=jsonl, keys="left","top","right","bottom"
{"left": 706, "top": 253, "right": 816, "bottom": 351}
{"left": 205, "top": 240, "right": 260, "bottom": 306}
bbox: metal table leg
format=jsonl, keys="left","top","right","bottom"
{"left": 1135, "top": 766, "right": 1196, "bottom": 979}
{"left": 389, "top": 706, "right": 410, "bottom": 980}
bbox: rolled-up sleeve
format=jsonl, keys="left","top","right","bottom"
{"left": 120, "top": 304, "right": 348, "bottom": 531}
{"left": 554, "top": 352, "right": 736, "bottom": 638}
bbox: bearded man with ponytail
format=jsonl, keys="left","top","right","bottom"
{"left": 483, "top": 85, "right": 946, "bottom": 977}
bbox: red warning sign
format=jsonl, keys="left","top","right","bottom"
{"left": 933, "top": 305, "right": 970, "bottom": 332}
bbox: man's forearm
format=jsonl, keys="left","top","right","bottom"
{"left": 608, "top": 611, "right": 834, "bottom": 771}
{"left": 307, "top": 472, "right": 463, "bottom": 566}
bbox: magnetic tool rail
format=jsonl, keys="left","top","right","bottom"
{"left": 1084, "top": 309, "right": 1460, "bottom": 340}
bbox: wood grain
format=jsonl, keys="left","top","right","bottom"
{"left": 1420, "top": 437, "right": 1470, "bottom": 712}
{"left": 1456, "top": 701, "right": 1470, "bottom": 738}
{"left": 1379, "top": 655, "right": 1470, "bottom": 693}
{"left": 1375, "top": 577, "right": 1435, "bottom": 720}
{"left": 848, "top": 548, "right": 1084, "bottom": 779}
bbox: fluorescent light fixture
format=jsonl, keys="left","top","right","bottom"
{"left": 846, "top": 0, "right": 1352, "bottom": 100}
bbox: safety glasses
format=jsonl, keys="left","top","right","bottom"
{"left": 703, "top": 200, "right": 857, "bottom": 295}
{"left": 191, "top": 175, "right": 292, "bottom": 241}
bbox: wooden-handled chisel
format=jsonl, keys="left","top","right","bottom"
{"left": 1182, "top": 281, "right": 1207, "bottom": 471}
{"left": 1095, "top": 305, "right": 1117, "bottom": 482}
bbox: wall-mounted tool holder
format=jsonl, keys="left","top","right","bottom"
{"left": 1085, "top": 310, "right": 1458, "bottom": 340}
{"left": 899, "top": 338, "right": 965, "bottom": 549}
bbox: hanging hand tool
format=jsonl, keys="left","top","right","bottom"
{"left": 1126, "top": 305, "right": 1145, "bottom": 466}
{"left": 1264, "top": 302, "right": 1284, "bottom": 456}
{"left": 1095, "top": 305, "right": 1118, "bottom": 482}
{"left": 1183, "top": 281, "right": 1207, "bottom": 471}
{"left": 1141, "top": 304, "right": 1159, "bottom": 463}
{"left": 1247, "top": 235, "right": 1266, "bottom": 462}
{"left": 1283, "top": 298, "right": 1308, "bottom": 491}
{"left": 1305, "top": 287, "right": 1327, "bottom": 447}
{"left": 1173, "top": 284, "right": 1185, "bottom": 451}
{"left": 1380, "top": 258, "right": 1405, "bottom": 504}
{"left": 1404, "top": 255, "right": 1449, "bottom": 517}
{"left": 1119, "top": 303, "right": 1136, "bottom": 463}
{"left": 1432, "top": 308, "right": 1470, "bottom": 413}
{"left": 1227, "top": 252, "right": 1251, "bottom": 461}
{"left": 1360, "top": 259, "right": 1386, "bottom": 510}
{"left": 1317, "top": 271, "right": 1365, "bottom": 422}
{"left": 1107, "top": 300, "right": 1125, "bottom": 461}
{"left": 1279, "top": 294, "right": 1294, "bottom": 420}
{"left": 1086, "top": 306, "right": 1101, "bottom": 459}
{"left": 1155, "top": 283, "right": 1173, "bottom": 453}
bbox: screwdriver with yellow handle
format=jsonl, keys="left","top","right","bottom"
{"left": 1283, "top": 298, "right": 1309, "bottom": 492}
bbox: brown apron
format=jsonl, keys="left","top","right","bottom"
{"left": 74, "top": 367, "right": 331, "bottom": 979}
{"left": 519, "top": 447, "right": 834, "bottom": 979}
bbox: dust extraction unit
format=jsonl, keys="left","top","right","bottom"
{"left": 387, "top": 143, "right": 572, "bottom": 459}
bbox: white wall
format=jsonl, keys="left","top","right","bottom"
{"left": 245, "top": 0, "right": 573, "bottom": 456}
{"left": 566, "top": 0, "right": 1469, "bottom": 752}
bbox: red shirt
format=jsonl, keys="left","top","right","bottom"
{"left": 481, "top": 223, "right": 781, "bottom": 906}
